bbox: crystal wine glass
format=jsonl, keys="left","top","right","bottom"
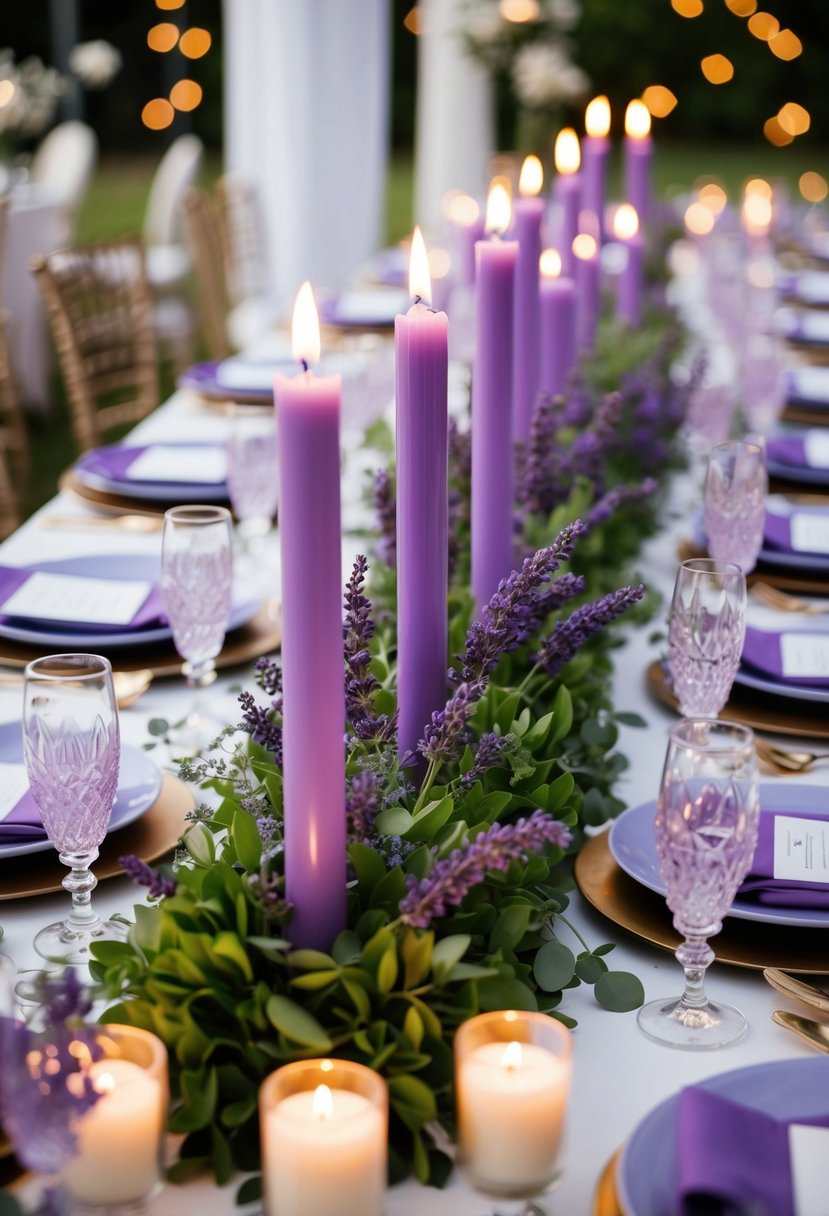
{"left": 22, "top": 653, "right": 125, "bottom": 963}
{"left": 703, "top": 438, "right": 768, "bottom": 573}
{"left": 225, "top": 404, "right": 279, "bottom": 561}
{"left": 668, "top": 558, "right": 747, "bottom": 718}
{"left": 637, "top": 719, "right": 760, "bottom": 1049}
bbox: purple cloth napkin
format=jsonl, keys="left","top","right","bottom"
{"left": 0, "top": 788, "right": 46, "bottom": 843}
{"left": 77, "top": 442, "right": 224, "bottom": 486}
{"left": 762, "top": 511, "right": 794, "bottom": 553}
{"left": 741, "top": 624, "right": 829, "bottom": 688}
{"left": 0, "top": 564, "right": 165, "bottom": 633}
{"left": 739, "top": 811, "right": 829, "bottom": 907}
{"left": 677, "top": 1087, "right": 829, "bottom": 1216}
{"left": 765, "top": 435, "right": 808, "bottom": 469}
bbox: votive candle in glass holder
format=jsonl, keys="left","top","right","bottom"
{"left": 260, "top": 1059, "right": 387, "bottom": 1216}
{"left": 60, "top": 1024, "right": 168, "bottom": 1211}
{"left": 455, "top": 1010, "right": 572, "bottom": 1203}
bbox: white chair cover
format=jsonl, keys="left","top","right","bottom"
{"left": 143, "top": 134, "right": 204, "bottom": 249}
{"left": 30, "top": 121, "right": 98, "bottom": 240}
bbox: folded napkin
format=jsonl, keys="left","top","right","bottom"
{"left": 320, "top": 289, "right": 408, "bottom": 327}
{"left": 677, "top": 1086, "right": 829, "bottom": 1216}
{"left": 0, "top": 564, "right": 164, "bottom": 633}
{"left": 784, "top": 312, "right": 829, "bottom": 347}
{"left": 763, "top": 508, "right": 829, "bottom": 556}
{"left": 739, "top": 810, "right": 829, "bottom": 907}
{"left": 79, "top": 443, "right": 227, "bottom": 486}
{"left": 741, "top": 625, "right": 829, "bottom": 688}
{"left": 787, "top": 368, "right": 829, "bottom": 408}
{"left": 0, "top": 787, "right": 46, "bottom": 844}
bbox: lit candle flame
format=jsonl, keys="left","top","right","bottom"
{"left": 539, "top": 248, "right": 562, "bottom": 279}
{"left": 554, "top": 128, "right": 581, "bottom": 175}
{"left": 745, "top": 177, "right": 772, "bottom": 200}
{"left": 94, "top": 1071, "right": 116, "bottom": 1095}
{"left": 698, "top": 182, "right": 727, "bottom": 215}
{"left": 409, "top": 225, "right": 432, "bottom": 305}
{"left": 444, "top": 192, "right": 480, "bottom": 226}
{"left": 572, "top": 233, "right": 598, "bottom": 260}
{"left": 292, "top": 281, "right": 321, "bottom": 368}
{"left": 742, "top": 192, "right": 772, "bottom": 235}
{"left": 312, "top": 1083, "right": 334, "bottom": 1122}
{"left": 625, "top": 100, "right": 652, "bottom": 140}
{"left": 519, "top": 154, "right": 543, "bottom": 197}
{"left": 585, "top": 95, "right": 611, "bottom": 138}
{"left": 684, "top": 202, "right": 715, "bottom": 236}
{"left": 485, "top": 180, "right": 512, "bottom": 235}
{"left": 501, "top": 1040, "right": 523, "bottom": 1070}
{"left": 613, "top": 204, "right": 640, "bottom": 240}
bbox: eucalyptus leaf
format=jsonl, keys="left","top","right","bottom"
{"left": 266, "top": 995, "right": 333, "bottom": 1050}
{"left": 594, "top": 970, "right": 645, "bottom": 1012}
{"left": 533, "top": 940, "right": 576, "bottom": 992}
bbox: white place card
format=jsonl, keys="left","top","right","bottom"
{"left": 1, "top": 571, "right": 152, "bottom": 626}
{"left": 333, "top": 289, "right": 408, "bottom": 324}
{"left": 795, "top": 271, "right": 829, "bottom": 306}
{"left": 0, "top": 763, "right": 31, "bottom": 823}
{"left": 789, "top": 1124, "right": 829, "bottom": 1216}
{"left": 800, "top": 313, "right": 829, "bottom": 344}
{"left": 216, "top": 360, "right": 283, "bottom": 392}
{"left": 780, "top": 632, "right": 829, "bottom": 681}
{"left": 125, "top": 446, "right": 227, "bottom": 485}
{"left": 791, "top": 367, "right": 829, "bottom": 403}
{"left": 774, "top": 815, "right": 829, "bottom": 884}
{"left": 790, "top": 513, "right": 829, "bottom": 555}
{"left": 804, "top": 432, "right": 829, "bottom": 469}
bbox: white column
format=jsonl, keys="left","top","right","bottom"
{"left": 223, "top": 0, "right": 391, "bottom": 315}
{"left": 414, "top": 0, "right": 495, "bottom": 231}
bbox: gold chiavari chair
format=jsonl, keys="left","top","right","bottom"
{"left": 180, "top": 187, "right": 232, "bottom": 362}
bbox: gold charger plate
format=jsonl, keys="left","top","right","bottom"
{"left": 0, "top": 602, "right": 281, "bottom": 675}
{"left": 575, "top": 831, "right": 829, "bottom": 974}
{"left": 593, "top": 1150, "right": 625, "bottom": 1216}
{"left": 647, "top": 658, "right": 829, "bottom": 742}
{"left": 0, "top": 773, "right": 193, "bottom": 900}
{"left": 677, "top": 540, "right": 829, "bottom": 598}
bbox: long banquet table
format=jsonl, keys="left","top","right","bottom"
{"left": 3, "top": 325, "right": 827, "bottom": 1213}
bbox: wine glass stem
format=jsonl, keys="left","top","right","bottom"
{"left": 675, "top": 936, "right": 715, "bottom": 1008}
{"left": 59, "top": 848, "right": 101, "bottom": 931}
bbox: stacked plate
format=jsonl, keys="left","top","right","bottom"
{"left": 71, "top": 441, "right": 230, "bottom": 507}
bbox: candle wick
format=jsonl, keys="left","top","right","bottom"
{"left": 414, "top": 294, "right": 422, "bottom": 306}
{"left": 301, "top": 358, "right": 309, "bottom": 373}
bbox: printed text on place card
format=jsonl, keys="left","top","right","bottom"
{"left": 780, "top": 633, "right": 829, "bottom": 680}
{"left": 1, "top": 572, "right": 152, "bottom": 626}
{"left": 774, "top": 815, "right": 829, "bottom": 883}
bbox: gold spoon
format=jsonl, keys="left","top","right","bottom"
{"left": 0, "top": 668, "right": 154, "bottom": 710}
{"left": 751, "top": 581, "right": 829, "bottom": 615}
{"left": 753, "top": 739, "right": 829, "bottom": 774}
{"left": 764, "top": 968, "right": 829, "bottom": 1013}
{"left": 772, "top": 1010, "right": 829, "bottom": 1053}
{"left": 39, "top": 513, "right": 163, "bottom": 533}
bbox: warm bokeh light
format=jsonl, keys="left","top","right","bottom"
{"left": 500, "top": 0, "right": 541, "bottom": 21}
{"left": 572, "top": 233, "right": 598, "bottom": 261}
{"left": 742, "top": 192, "right": 773, "bottom": 234}
{"left": 746, "top": 259, "right": 775, "bottom": 290}
{"left": 625, "top": 100, "right": 651, "bottom": 140}
{"left": 701, "top": 54, "right": 734, "bottom": 84}
{"left": 409, "top": 226, "right": 432, "bottom": 304}
{"left": 613, "top": 204, "right": 640, "bottom": 240}
{"left": 745, "top": 178, "right": 772, "bottom": 199}
{"left": 485, "top": 181, "right": 512, "bottom": 235}
{"left": 724, "top": 0, "right": 756, "bottom": 13}
{"left": 0, "top": 80, "right": 15, "bottom": 107}
{"left": 684, "top": 202, "right": 715, "bottom": 235}
{"left": 429, "top": 247, "right": 451, "bottom": 280}
{"left": 147, "top": 22, "right": 179, "bottom": 52}
{"left": 169, "top": 79, "right": 203, "bottom": 112}
{"left": 747, "top": 11, "right": 779, "bottom": 39}
{"left": 671, "top": 0, "right": 703, "bottom": 16}
{"left": 292, "top": 282, "right": 321, "bottom": 367}
{"left": 768, "top": 29, "right": 802, "bottom": 59}
{"left": 141, "top": 98, "right": 174, "bottom": 130}
{"left": 800, "top": 172, "right": 829, "bottom": 204}
{"left": 585, "top": 95, "right": 611, "bottom": 138}
{"left": 698, "top": 182, "right": 728, "bottom": 214}
{"left": 641, "top": 85, "right": 678, "bottom": 118}
{"left": 777, "top": 102, "right": 810, "bottom": 137}
{"left": 554, "top": 128, "right": 580, "bottom": 174}
{"left": 539, "top": 248, "right": 562, "bottom": 279}
{"left": 156, "top": 0, "right": 185, "bottom": 8}
{"left": 763, "top": 117, "right": 793, "bottom": 147}
{"left": 444, "top": 192, "right": 480, "bottom": 226}
{"left": 403, "top": 6, "right": 422, "bottom": 35}
{"left": 179, "top": 27, "right": 212, "bottom": 58}
{"left": 519, "top": 154, "right": 543, "bottom": 197}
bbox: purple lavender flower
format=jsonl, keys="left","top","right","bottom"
{"left": 373, "top": 469, "right": 396, "bottom": 566}
{"left": 35, "top": 969, "right": 93, "bottom": 1027}
{"left": 120, "top": 853, "right": 177, "bottom": 899}
{"left": 461, "top": 731, "right": 514, "bottom": 787}
{"left": 400, "top": 810, "right": 573, "bottom": 928}
{"left": 254, "top": 656, "right": 282, "bottom": 698}
{"left": 347, "top": 768, "right": 380, "bottom": 840}
{"left": 419, "top": 680, "right": 485, "bottom": 766}
{"left": 343, "top": 555, "right": 395, "bottom": 741}
{"left": 561, "top": 375, "right": 590, "bottom": 427}
{"left": 584, "top": 478, "right": 658, "bottom": 532}
{"left": 519, "top": 392, "right": 570, "bottom": 516}
{"left": 238, "top": 690, "right": 283, "bottom": 761}
{"left": 535, "top": 584, "right": 645, "bottom": 678}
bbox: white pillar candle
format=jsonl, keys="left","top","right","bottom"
{"left": 61, "top": 1058, "right": 165, "bottom": 1206}
{"left": 263, "top": 1082, "right": 386, "bottom": 1216}
{"left": 457, "top": 1039, "right": 570, "bottom": 1191}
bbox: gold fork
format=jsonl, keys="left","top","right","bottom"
{"left": 751, "top": 581, "right": 829, "bottom": 615}
{"left": 754, "top": 738, "right": 829, "bottom": 774}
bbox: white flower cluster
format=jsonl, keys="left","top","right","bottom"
{"left": 0, "top": 51, "right": 62, "bottom": 139}
{"left": 512, "top": 41, "right": 589, "bottom": 109}
{"left": 68, "top": 40, "right": 122, "bottom": 90}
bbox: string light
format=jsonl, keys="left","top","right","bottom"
{"left": 641, "top": 85, "right": 678, "bottom": 118}
{"left": 762, "top": 117, "right": 793, "bottom": 146}
{"left": 500, "top": 0, "right": 541, "bottom": 21}
{"left": 141, "top": 98, "right": 174, "bottom": 130}
{"left": 403, "top": 6, "right": 422, "bottom": 34}
{"left": 777, "top": 102, "right": 810, "bottom": 137}
{"left": 724, "top": 0, "right": 756, "bottom": 13}
{"left": 701, "top": 54, "right": 734, "bottom": 84}
{"left": 747, "top": 12, "right": 779, "bottom": 40}
{"left": 768, "top": 29, "right": 802, "bottom": 59}
{"left": 179, "top": 28, "right": 212, "bottom": 59}
{"left": 170, "top": 80, "right": 202, "bottom": 112}
{"left": 671, "top": 0, "right": 703, "bottom": 15}
{"left": 147, "top": 22, "right": 179, "bottom": 52}
{"left": 800, "top": 173, "right": 828, "bottom": 204}
{"left": 155, "top": 0, "right": 184, "bottom": 8}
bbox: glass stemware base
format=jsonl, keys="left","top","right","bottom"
{"left": 637, "top": 993, "right": 748, "bottom": 1051}
{"left": 35, "top": 847, "right": 127, "bottom": 964}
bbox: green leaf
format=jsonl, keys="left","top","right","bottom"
{"left": 331, "top": 930, "right": 363, "bottom": 964}
{"left": 522, "top": 710, "right": 555, "bottom": 750}
{"left": 404, "top": 795, "right": 454, "bottom": 842}
{"left": 236, "top": 1177, "right": 262, "bottom": 1206}
{"left": 376, "top": 943, "right": 399, "bottom": 993}
{"left": 388, "top": 1074, "right": 438, "bottom": 1124}
{"left": 266, "top": 995, "right": 333, "bottom": 1050}
{"left": 495, "top": 691, "right": 521, "bottom": 733}
{"left": 615, "top": 711, "right": 647, "bottom": 728}
{"left": 401, "top": 929, "right": 434, "bottom": 989}
{"left": 348, "top": 844, "right": 388, "bottom": 895}
{"left": 477, "top": 974, "right": 538, "bottom": 1012}
{"left": 431, "top": 933, "right": 471, "bottom": 980}
{"left": 403, "top": 1005, "right": 424, "bottom": 1050}
{"left": 533, "top": 940, "right": 577, "bottom": 992}
{"left": 212, "top": 931, "right": 254, "bottom": 981}
{"left": 489, "top": 904, "right": 532, "bottom": 953}
{"left": 169, "top": 1067, "right": 217, "bottom": 1132}
{"left": 375, "top": 805, "right": 414, "bottom": 836}
{"left": 288, "top": 949, "right": 336, "bottom": 971}
{"left": 184, "top": 822, "right": 215, "bottom": 867}
{"left": 593, "top": 942, "right": 616, "bottom": 957}
{"left": 147, "top": 717, "right": 169, "bottom": 737}
{"left": 594, "top": 970, "right": 645, "bottom": 1012}
{"left": 574, "top": 953, "right": 608, "bottom": 984}
{"left": 550, "top": 685, "right": 573, "bottom": 743}
{"left": 231, "top": 808, "right": 262, "bottom": 872}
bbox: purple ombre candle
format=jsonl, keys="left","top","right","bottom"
{"left": 613, "top": 204, "right": 644, "bottom": 327}
{"left": 573, "top": 232, "right": 601, "bottom": 351}
{"left": 582, "top": 96, "right": 611, "bottom": 245}
{"left": 553, "top": 128, "right": 582, "bottom": 279}
{"left": 472, "top": 182, "right": 518, "bottom": 610}
{"left": 275, "top": 282, "right": 345, "bottom": 950}
{"left": 539, "top": 248, "right": 577, "bottom": 400}
{"left": 624, "top": 100, "right": 653, "bottom": 224}
{"left": 512, "top": 155, "right": 545, "bottom": 442}
{"left": 446, "top": 193, "right": 485, "bottom": 289}
{"left": 395, "top": 227, "right": 449, "bottom": 759}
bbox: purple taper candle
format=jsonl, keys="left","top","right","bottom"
{"left": 539, "top": 248, "right": 577, "bottom": 400}
{"left": 614, "top": 204, "right": 644, "bottom": 327}
{"left": 573, "top": 232, "right": 601, "bottom": 351}
{"left": 447, "top": 193, "right": 485, "bottom": 289}
{"left": 553, "top": 128, "right": 582, "bottom": 279}
{"left": 472, "top": 181, "right": 518, "bottom": 610}
{"left": 512, "top": 155, "right": 545, "bottom": 442}
{"left": 624, "top": 100, "right": 653, "bottom": 224}
{"left": 275, "top": 282, "right": 345, "bottom": 950}
{"left": 582, "top": 95, "right": 611, "bottom": 244}
{"left": 395, "top": 226, "right": 449, "bottom": 759}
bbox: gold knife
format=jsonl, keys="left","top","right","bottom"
{"left": 772, "top": 1010, "right": 829, "bottom": 1053}
{"left": 764, "top": 967, "right": 829, "bottom": 1013}
{"left": 39, "top": 514, "right": 162, "bottom": 533}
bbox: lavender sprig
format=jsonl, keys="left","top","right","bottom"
{"left": 344, "top": 555, "right": 395, "bottom": 741}
{"left": 372, "top": 469, "right": 396, "bottom": 567}
{"left": 400, "top": 810, "right": 572, "bottom": 928}
{"left": 584, "top": 477, "right": 658, "bottom": 533}
{"left": 519, "top": 392, "right": 570, "bottom": 516}
{"left": 120, "top": 853, "right": 177, "bottom": 899}
{"left": 418, "top": 680, "right": 484, "bottom": 767}
{"left": 461, "top": 731, "right": 516, "bottom": 787}
{"left": 238, "top": 690, "right": 283, "bottom": 761}
{"left": 347, "top": 768, "right": 380, "bottom": 840}
{"left": 535, "top": 584, "right": 645, "bottom": 678}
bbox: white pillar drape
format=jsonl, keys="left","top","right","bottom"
{"left": 223, "top": 0, "right": 391, "bottom": 315}
{"left": 413, "top": 0, "right": 495, "bottom": 231}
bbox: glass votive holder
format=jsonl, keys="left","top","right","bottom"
{"left": 259, "top": 1058, "right": 387, "bottom": 1216}
{"left": 455, "top": 1010, "right": 573, "bottom": 1203}
{"left": 60, "top": 1024, "right": 169, "bottom": 1212}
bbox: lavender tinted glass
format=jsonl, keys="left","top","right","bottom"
{"left": 668, "top": 559, "right": 746, "bottom": 718}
